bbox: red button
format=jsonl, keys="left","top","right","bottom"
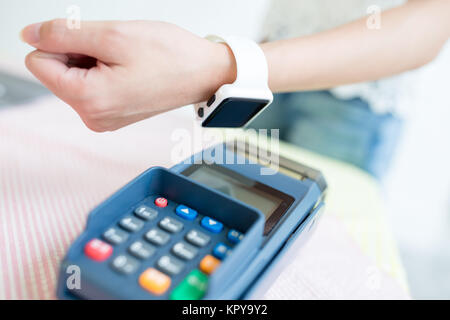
{"left": 155, "top": 197, "right": 168, "bottom": 208}
{"left": 84, "top": 239, "right": 113, "bottom": 261}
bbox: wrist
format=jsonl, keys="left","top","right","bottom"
{"left": 196, "top": 42, "right": 236, "bottom": 103}
{"left": 194, "top": 35, "right": 273, "bottom": 128}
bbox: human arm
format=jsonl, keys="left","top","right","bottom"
{"left": 21, "top": 0, "right": 450, "bottom": 131}
{"left": 261, "top": 0, "right": 450, "bottom": 92}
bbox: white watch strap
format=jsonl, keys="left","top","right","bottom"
{"left": 206, "top": 35, "right": 269, "bottom": 88}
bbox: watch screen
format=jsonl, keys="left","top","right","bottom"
{"left": 202, "top": 97, "right": 269, "bottom": 127}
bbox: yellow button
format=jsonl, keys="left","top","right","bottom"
{"left": 199, "top": 255, "right": 220, "bottom": 275}
{"left": 139, "top": 268, "right": 171, "bottom": 295}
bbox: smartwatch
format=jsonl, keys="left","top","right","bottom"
{"left": 194, "top": 35, "right": 273, "bottom": 128}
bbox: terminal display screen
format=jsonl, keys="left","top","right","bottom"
{"left": 182, "top": 164, "right": 294, "bottom": 235}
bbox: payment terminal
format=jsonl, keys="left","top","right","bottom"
{"left": 57, "top": 142, "right": 327, "bottom": 299}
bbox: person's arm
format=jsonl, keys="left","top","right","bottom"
{"left": 21, "top": 0, "right": 450, "bottom": 132}
{"left": 261, "top": 0, "right": 450, "bottom": 92}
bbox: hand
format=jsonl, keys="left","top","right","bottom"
{"left": 21, "top": 19, "right": 236, "bottom": 131}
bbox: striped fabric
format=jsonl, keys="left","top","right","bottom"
{"left": 0, "top": 97, "right": 408, "bottom": 299}
{"left": 0, "top": 97, "right": 193, "bottom": 299}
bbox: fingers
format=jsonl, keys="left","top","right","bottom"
{"left": 25, "top": 49, "right": 101, "bottom": 102}
{"left": 25, "top": 50, "right": 70, "bottom": 94}
{"left": 25, "top": 49, "right": 110, "bottom": 131}
{"left": 21, "top": 19, "right": 124, "bottom": 63}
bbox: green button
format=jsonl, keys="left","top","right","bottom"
{"left": 170, "top": 269, "right": 208, "bottom": 300}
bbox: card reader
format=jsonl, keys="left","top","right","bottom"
{"left": 57, "top": 142, "right": 326, "bottom": 299}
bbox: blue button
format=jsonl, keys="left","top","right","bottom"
{"left": 212, "top": 242, "right": 230, "bottom": 260}
{"left": 175, "top": 205, "right": 198, "bottom": 221}
{"left": 200, "top": 217, "right": 223, "bottom": 233}
{"left": 227, "top": 229, "right": 244, "bottom": 244}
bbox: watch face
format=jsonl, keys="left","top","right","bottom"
{"left": 202, "top": 97, "right": 270, "bottom": 128}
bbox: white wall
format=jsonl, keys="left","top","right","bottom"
{"left": 383, "top": 43, "right": 450, "bottom": 298}
{"left": 385, "top": 43, "right": 450, "bottom": 252}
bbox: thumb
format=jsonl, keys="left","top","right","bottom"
{"left": 21, "top": 19, "right": 122, "bottom": 64}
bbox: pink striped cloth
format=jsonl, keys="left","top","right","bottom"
{"left": 0, "top": 96, "right": 408, "bottom": 299}
{"left": 0, "top": 97, "right": 196, "bottom": 299}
